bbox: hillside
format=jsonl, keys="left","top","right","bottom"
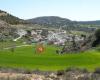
{"left": 27, "top": 16, "right": 100, "bottom": 26}
{"left": 0, "top": 20, "right": 11, "bottom": 33}
{"left": 27, "top": 16, "right": 77, "bottom": 28}
{"left": 27, "top": 16, "right": 99, "bottom": 32}
{"left": 0, "top": 19, "right": 18, "bottom": 40}
{"left": 0, "top": 19, "right": 10, "bottom": 27}
{"left": 0, "top": 10, "right": 27, "bottom": 25}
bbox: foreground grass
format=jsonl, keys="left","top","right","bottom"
{"left": 0, "top": 45, "right": 100, "bottom": 71}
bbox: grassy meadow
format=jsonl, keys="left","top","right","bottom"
{"left": 0, "top": 44, "right": 100, "bottom": 71}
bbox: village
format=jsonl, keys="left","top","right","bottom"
{"left": 15, "top": 28, "right": 85, "bottom": 46}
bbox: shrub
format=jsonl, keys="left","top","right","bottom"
{"left": 57, "top": 70, "right": 64, "bottom": 76}
{"left": 94, "top": 68, "right": 100, "bottom": 74}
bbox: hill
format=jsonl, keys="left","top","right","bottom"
{"left": 26, "top": 16, "right": 100, "bottom": 26}
{"left": 0, "top": 10, "right": 27, "bottom": 25}
{"left": 27, "top": 16, "right": 77, "bottom": 28}
{"left": 27, "top": 16, "right": 99, "bottom": 32}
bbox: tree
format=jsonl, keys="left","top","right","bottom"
{"left": 92, "top": 29, "right": 100, "bottom": 47}
{"left": 95, "top": 29, "right": 100, "bottom": 39}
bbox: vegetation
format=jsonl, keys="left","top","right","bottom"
{"left": 27, "top": 16, "right": 74, "bottom": 28}
{"left": 70, "top": 31, "right": 88, "bottom": 36}
{"left": 0, "top": 40, "right": 23, "bottom": 49}
{"left": 92, "top": 29, "right": 100, "bottom": 47}
{"left": 27, "top": 16, "right": 97, "bottom": 32}
{"left": 0, "top": 44, "right": 99, "bottom": 71}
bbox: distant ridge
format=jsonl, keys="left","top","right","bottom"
{"left": 79, "top": 20, "right": 100, "bottom": 25}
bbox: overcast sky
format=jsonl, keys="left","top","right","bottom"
{"left": 0, "top": 0, "right": 100, "bottom": 21}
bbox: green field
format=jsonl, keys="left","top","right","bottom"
{"left": 0, "top": 44, "right": 100, "bottom": 71}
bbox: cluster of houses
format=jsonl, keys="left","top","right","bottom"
{"left": 15, "top": 28, "right": 85, "bottom": 45}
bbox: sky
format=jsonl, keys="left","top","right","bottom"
{"left": 0, "top": 0, "right": 100, "bottom": 21}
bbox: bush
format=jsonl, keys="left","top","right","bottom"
{"left": 95, "top": 29, "right": 100, "bottom": 39}
{"left": 92, "top": 29, "right": 100, "bottom": 47}
{"left": 94, "top": 68, "right": 100, "bottom": 74}
{"left": 65, "top": 67, "right": 88, "bottom": 73}
{"left": 57, "top": 70, "right": 64, "bottom": 76}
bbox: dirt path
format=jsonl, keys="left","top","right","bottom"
{"left": 3, "top": 45, "right": 32, "bottom": 50}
